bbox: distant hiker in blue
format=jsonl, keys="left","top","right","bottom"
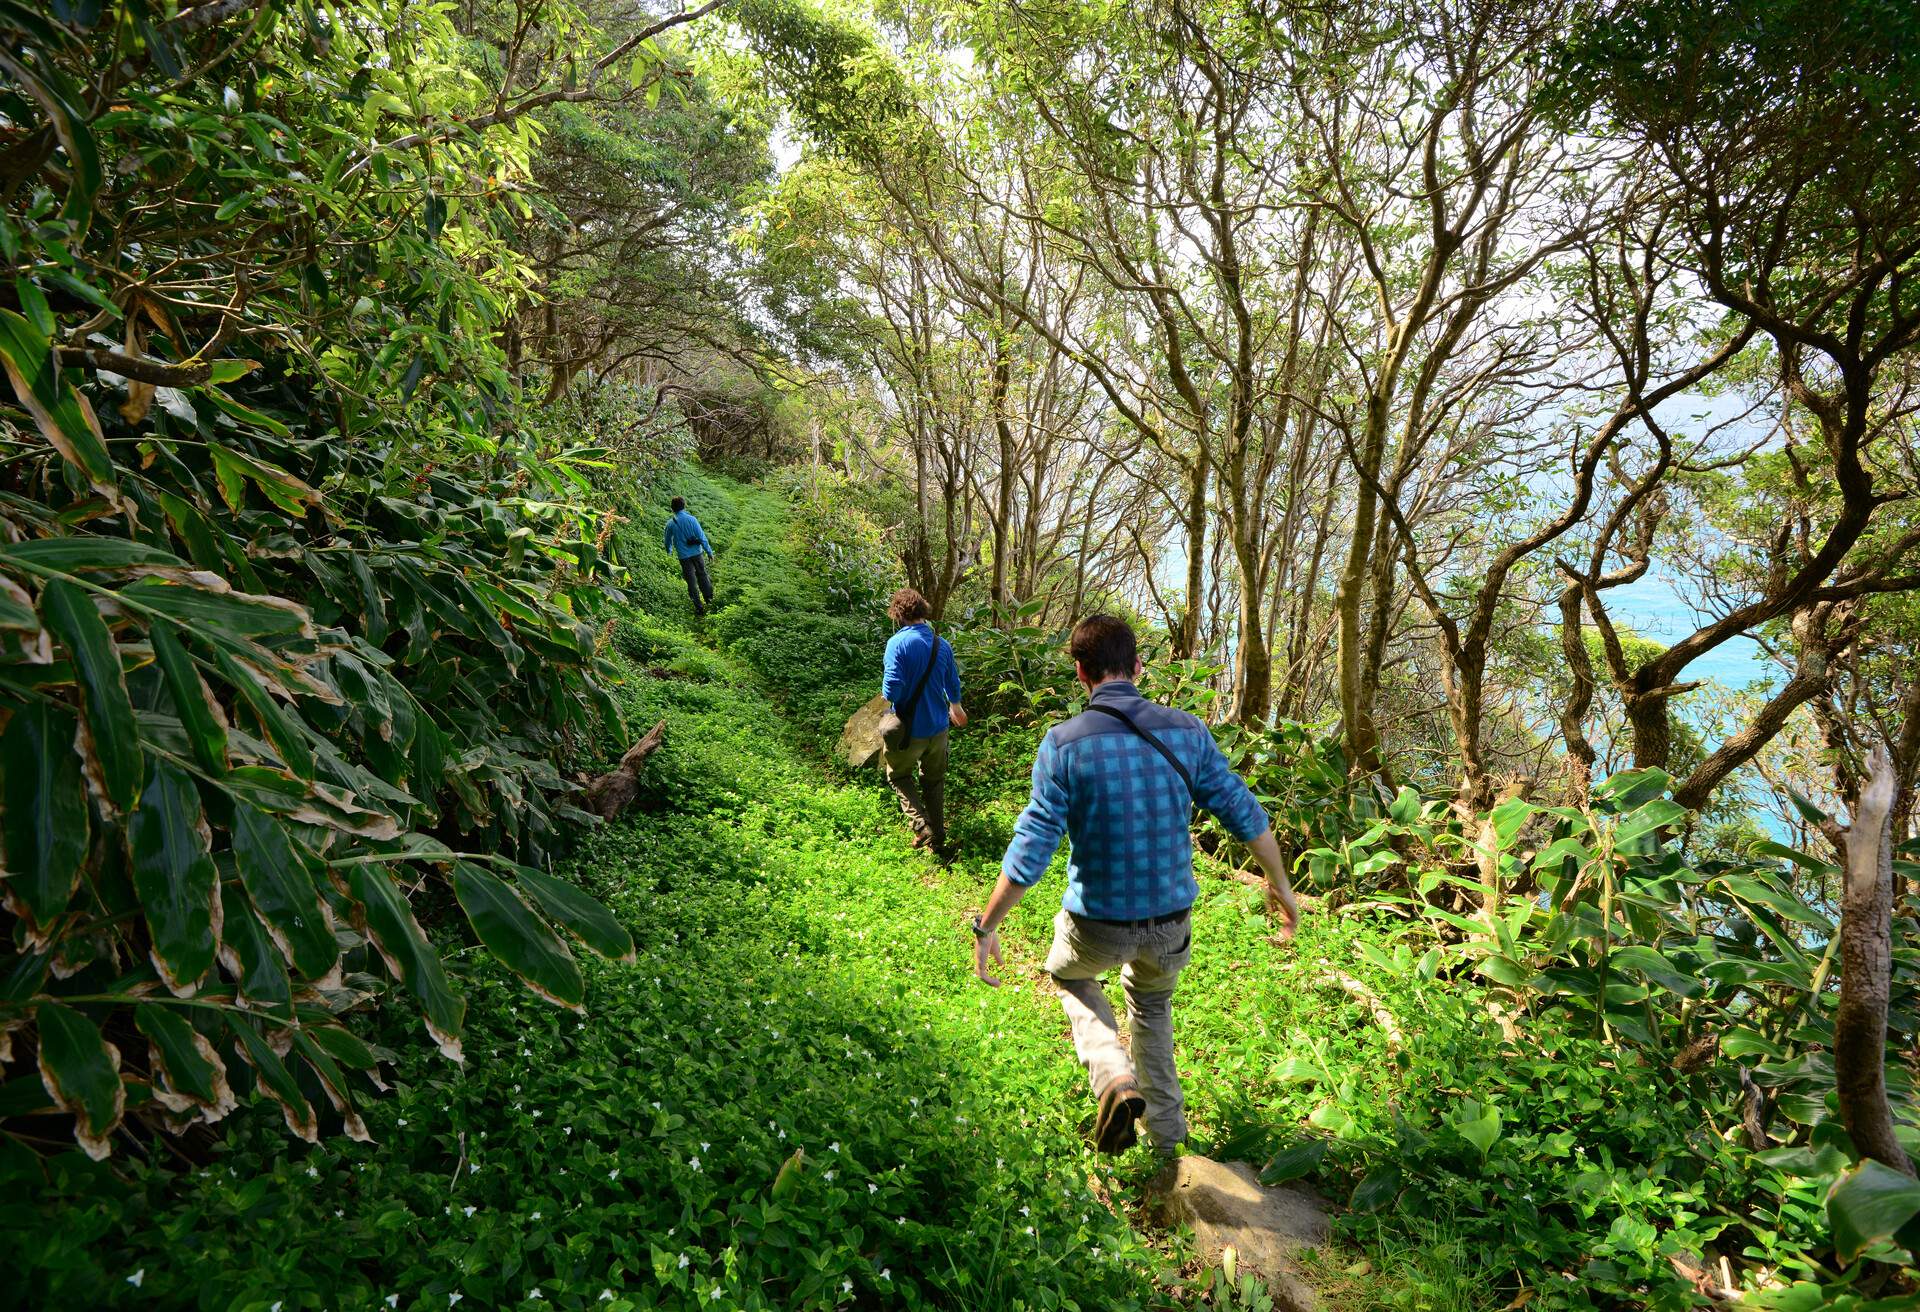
{"left": 880, "top": 587, "right": 966, "bottom": 860}
{"left": 663, "top": 496, "right": 714, "bottom": 616}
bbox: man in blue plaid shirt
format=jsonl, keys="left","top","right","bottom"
{"left": 969, "top": 615, "right": 1299, "bottom": 1157}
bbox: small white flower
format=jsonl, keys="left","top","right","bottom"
{"left": 127, "top": 1270, "right": 146, "bottom": 1288}
{"left": 867, "top": 1182, "right": 877, "bottom": 1194}
{"left": 599, "top": 1291, "right": 614, "bottom": 1302}
{"left": 824, "top": 1169, "right": 835, "bottom": 1181}
{"left": 996, "top": 1158, "right": 1004, "bottom": 1169}
{"left": 306, "top": 1164, "right": 319, "bottom": 1178}
{"left": 778, "top": 1128, "right": 786, "bottom": 1140}
{"left": 1092, "top": 1247, "right": 1101, "bottom": 1258}
{"left": 272, "top": 1304, "right": 283, "bottom": 1312}
{"left": 689, "top": 1157, "right": 702, "bottom": 1172}
{"left": 398, "top": 1118, "right": 409, "bottom": 1127}
{"left": 879, "top": 1268, "right": 891, "bottom": 1281}
{"left": 841, "top": 1280, "right": 853, "bottom": 1294}
{"left": 678, "top": 1254, "right": 690, "bottom": 1270}
{"left": 565, "top": 1127, "right": 573, "bottom": 1137}
{"left": 700, "top": 1141, "right": 710, "bottom": 1152}
{"left": 463, "top": 1206, "right": 476, "bottom": 1218}
{"left": 531, "top": 1211, "right": 542, "bottom": 1220}
{"left": 608, "top": 1169, "right": 619, "bottom": 1181}
{"left": 532, "top": 1109, "right": 542, "bottom": 1119}
{"left": 529, "top": 1290, "right": 544, "bottom": 1301}
{"left": 708, "top": 1288, "right": 722, "bottom": 1302}
{"left": 450, "top": 1296, "right": 463, "bottom": 1307}
{"left": 335, "top": 1209, "right": 344, "bottom": 1219}
{"left": 651, "top": 1101, "right": 661, "bottom": 1110}
{"left": 829, "top": 1142, "right": 841, "bottom": 1153}
{"left": 386, "top": 1297, "right": 399, "bottom": 1309}
{"left": 909, "top": 1097, "right": 919, "bottom": 1107}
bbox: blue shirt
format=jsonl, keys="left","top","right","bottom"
{"left": 663, "top": 510, "right": 711, "bottom": 559}
{"left": 1001, "top": 680, "right": 1270, "bottom": 920}
{"left": 880, "top": 624, "right": 962, "bottom": 740}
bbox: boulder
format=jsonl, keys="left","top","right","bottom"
{"left": 1151, "top": 1156, "right": 1329, "bottom": 1311}
{"left": 836, "top": 694, "right": 891, "bottom": 768}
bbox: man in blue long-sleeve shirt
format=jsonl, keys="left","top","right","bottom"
{"left": 969, "top": 614, "right": 1300, "bottom": 1158}
{"left": 662, "top": 496, "right": 714, "bottom": 616}
{"left": 880, "top": 588, "right": 966, "bottom": 858}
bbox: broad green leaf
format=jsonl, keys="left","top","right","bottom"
{"left": 229, "top": 802, "right": 337, "bottom": 979}
{"left": 39, "top": 577, "right": 142, "bottom": 810}
{"left": 127, "top": 759, "right": 219, "bottom": 996}
{"left": 206, "top": 359, "right": 258, "bottom": 385}
{"left": 1350, "top": 1163, "right": 1403, "bottom": 1213}
{"left": 150, "top": 622, "right": 228, "bottom": 772}
{"left": 212, "top": 646, "right": 314, "bottom": 778}
{"left": 0, "top": 538, "right": 182, "bottom": 572}
{"left": 1616, "top": 798, "right": 1689, "bottom": 845}
{"left": 135, "top": 1003, "right": 233, "bottom": 1116}
{"left": 227, "top": 1018, "right": 317, "bottom": 1142}
{"left": 217, "top": 882, "right": 291, "bottom": 1016}
{"left": 1259, "top": 1139, "right": 1327, "bottom": 1185}
{"left": 1828, "top": 1159, "right": 1920, "bottom": 1264}
{"left": 1387, "top": 785, "right": 1421, "bottom": 823}
{"left": 349, "top": 864, "right": 465, "bottom": 1061}
{"left": 208, "top": 442, "right": 317, "bottom": 515}
{"left": 1450, "top": 1100, "right": 1502, "bottom": 1157}
{"left": 35, "top": 1001, "right": 124, "bottom": 1160}
{"left": 290, "top": 1028, "right": 370, "bottom": 1142}
{"left": 453, "top": 861, "right": 582, "bottom": 1009}
{"left": 1609, "top": 945, "right": 1704, "bottom": 999}
{"left": 0, "top": 310, "right": 118, "bottom": 500}
{"left": 124, "top": 579, "right": 312, "bottom": 641}
{"left": 1716, "top": 874, "right": 1834, "bottom": 933}
{"left": 0, "top": 701, "right": 88, "bottom": 925}
{"left": 513, "top": 864, "right": 635, "bottom": 962}
{"left": 1490, "top": 796, "right": 1532, "bottom": 846}
{"left": 1596, "top": 767, "right": 1672, "bottom": 806}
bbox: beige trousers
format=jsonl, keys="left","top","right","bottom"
{"left": 1043, "top": 907, "right": 1192, "bottom": 1151}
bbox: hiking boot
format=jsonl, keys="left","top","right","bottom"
{"left": 1093, "top": 1081, "right": 1146, "bottom": 1154}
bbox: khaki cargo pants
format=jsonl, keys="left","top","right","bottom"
{"left": 883, "top": 730, "right": 948, "bottom": 848}
{"left": 1044, "top": 907, "right": 1193, "bottom": 1152}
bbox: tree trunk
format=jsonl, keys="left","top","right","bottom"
{"left": 1834, "top": 745, "right": 1914, "bottom": 1175}
{"left": 1174, "top": 450, "right": 1209, "bottom": 660}
{"left": 583, "top": 721, "right": 667, "bottom": 820}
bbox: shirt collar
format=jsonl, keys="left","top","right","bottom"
{"left": 1089, "top": 679, "right": 1139, "bottom": 704}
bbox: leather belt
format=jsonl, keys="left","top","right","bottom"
{"left": 1073, "top": 907, "right": 1190, "bottom": 930}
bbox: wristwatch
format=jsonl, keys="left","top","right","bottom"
{"left": 971, "top": 916, "right": 993, "bottom": 939}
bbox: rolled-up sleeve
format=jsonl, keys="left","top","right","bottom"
{"left": 1194, "top": 733, "right": 1269, "bottom": 841}
{"left": 1002, "top": 734, "right": 1069, "bottom": 886}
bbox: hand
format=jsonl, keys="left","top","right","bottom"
{"left": 1266, "top": 881, "right": 1300, "bottom": 942}
{"left": 948, "top": 703, "right": 969, "bottom": 729}
{"left": 973, "top": 927, "right": 1003, "bottom": 986}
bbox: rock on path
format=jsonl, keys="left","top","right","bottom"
{"left": 1152, "top": 1156, "right": 1331, "bottom": 1312}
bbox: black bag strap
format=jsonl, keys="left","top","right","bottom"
{"left": 1087, "top": 702, "right": 1197, "bottom": 804}
{"left": 895, "top": 630, "right": 942, "bottom": 723}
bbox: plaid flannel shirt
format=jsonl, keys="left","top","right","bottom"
{"left": 1001, "top": 680, "right": 1271, "bottom": 920}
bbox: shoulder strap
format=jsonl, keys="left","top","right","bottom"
{"left": 896, "top": 630, "right": 941, "bottom": 721}
{"left": 1086, "top": 702, "right": 1196, "bottom": 802}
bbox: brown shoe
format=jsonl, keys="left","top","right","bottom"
{"left": 1093, "top": 1081, "right": 1147, "bottom": 1154}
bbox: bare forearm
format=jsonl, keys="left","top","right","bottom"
{"left": 978, "top": 874, "right": 1028, "bottom": 933}
{"left": 1247, "top": 829, "right": 1290, "bottom": 891}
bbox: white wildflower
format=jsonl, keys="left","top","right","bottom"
{"left": 879, "top": 1269, "right": 891, "bottom": 1281}
{"left": 531, "top": 1211, "right": 542, "bottom": 1221}
{"left": 127, "top": 1270, "right": 146, "bottom": 1288}
{"left": 689, "top": 1157, "right": 701, "bottom": 1172}
{"left": 678, "top": 1254, "right": 690, "bottom": 1270}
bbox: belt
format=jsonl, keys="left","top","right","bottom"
{"left": 1072, "top": 907, "right": 1190, "bottom": 930}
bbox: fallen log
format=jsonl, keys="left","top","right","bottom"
{"left": 583, "top": 719, "right": 666, "bottom": 821}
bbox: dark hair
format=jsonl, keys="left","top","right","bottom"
{"left": 671, "top": 496, "right": 686, "bottom": 512}
{"left": 888, "top": 587, "right": 931, "bottom": 626}
{"left": 1070, "top": 614, "right": 1137, "bottom": 681}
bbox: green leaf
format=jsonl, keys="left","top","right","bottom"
{"left": 35, "top": 1001, "right": 124, "bottom": 1160}
{"left": 1449, "top": 1099, "right": 1502, "bottom": 1157}
{"left": 208, "top": 443, "right": 317, "bottom": 515}
{"left": 39, "top": 577, "right": 143, "bottom": 810}
{"left": 349, "top": 864, "right": 465, "bottom": 1060}
{"left": 127, "top": 759, "right": 219, "bottom": 996}
{"left": 1716, "top": 873, "right": 1834, "bottom": 933}
{"left": 212, "top": 646, "right": 314, "bottom": 779}
{"left": 218, "top": 881, "right": 292, "bottom": 1016}
{"left": 205, "top": 359, "right": 258, "bottom": 385}
{"left": 1609, "top": 945, "right": 1704, "bottom": 999}
{"left": 512, "top": 864, "right": 635, "bottom": 962}
{"left": 1387, "top": 785, "right": 1421, "bottom": 824}
{"left": 1350, "top": 1163, "right": 1403, "bottom": 1213}
{"left": 124, "top": 579, "right": 312, "bottom": 641}
{"left": 150, "top": 622, "right": 228, "bottom": 772}
{"left": 0, "top": 310, "right": 117, "bottom": 499}
{"left": 0, "top": 538, "right": 183, "bottom": 573}
{"left": 1259, "top": 1139, "right": 1327, "bottom": 1185}
{"left": 230, "top": 803, "right": 336, "bottom": 980}
{"left": 453, "top": 861, "right": 583, "bottom": 1009}
{"left": 227, "top": 1017, "right": 317, "bottom": 1142}
{"left": 0, "top": 701, "right": 89, "bottom": 925}
{"left": 290, "top": 1028, "right": 370, "bottom": 1141}
{"left": 135, "top": 1003, "right": 232, "bottom": 1115}
{"left": 1616, "top": 798, "right": 1689, "bottom": 845}
{"left": 1828, "top": 1159, "right": 1920, "bottom": 1264}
